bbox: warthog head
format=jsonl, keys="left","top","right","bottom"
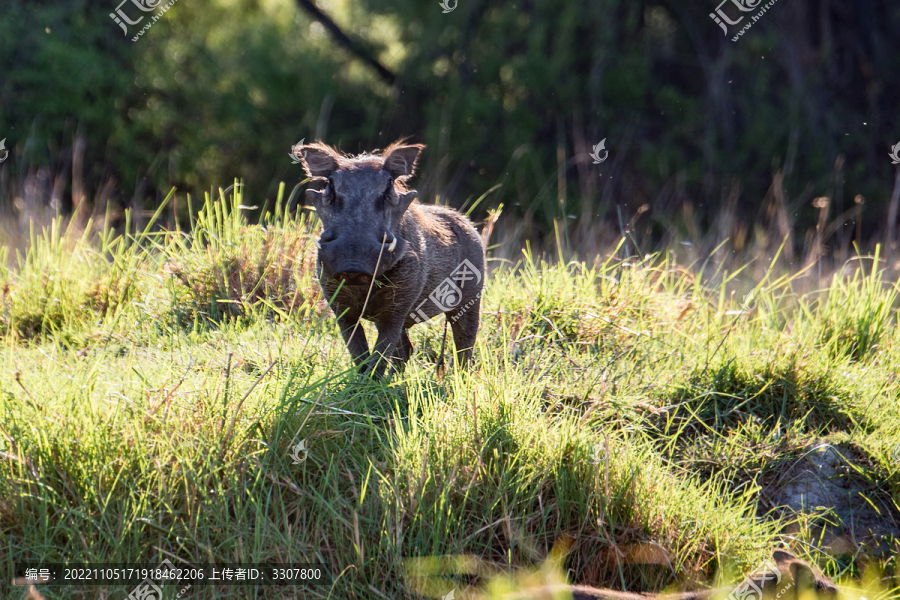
{"left": 298, "top": 141, "right": 423, "bottom": 286}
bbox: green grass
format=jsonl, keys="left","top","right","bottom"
{"left": 1, "top": 186, "right": 899, "bottom": 599}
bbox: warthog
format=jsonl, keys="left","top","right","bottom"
{"left": 297, "top": 140, "right": 485, "bottom": 378}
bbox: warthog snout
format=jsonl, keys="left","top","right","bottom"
{"left": 317, "top": 229, "right": 400, "bottom": 286}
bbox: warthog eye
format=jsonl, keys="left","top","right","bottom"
{"left": 323, "top": 179, "right": 335, "bottom": 204}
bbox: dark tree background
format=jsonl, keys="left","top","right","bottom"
{"left": 1, "top": 0, "right": 898, "bottom": 261}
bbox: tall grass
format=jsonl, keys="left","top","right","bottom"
{"left": 1, "top": 186, "right": 899, "bottom": 599}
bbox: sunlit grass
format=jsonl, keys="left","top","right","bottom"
{"left": 1, "top": 186, "right": 899, "bottom": 599}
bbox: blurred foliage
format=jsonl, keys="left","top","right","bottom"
{"left": 1, "top": 0, "right": 899, "bottom": 254}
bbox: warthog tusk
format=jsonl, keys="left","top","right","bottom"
{"left": 314, "top": 239, "right": 321, "bottom": 249}
{"left": 387, "top": 238, "right": 397, "bottom": 252}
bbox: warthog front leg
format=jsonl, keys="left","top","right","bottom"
{"left": 383, "top": 329, "right": 415, "bottom": 377}
{"left": 397, "top": 329, "right": 414, "bottom": 364}
{"left": 366, "top": 325, "right": 404, "bottom": 379}
{"left": 335, "top": 309, "right": 370, "bottom": 370}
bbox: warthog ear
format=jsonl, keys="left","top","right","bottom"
{"left": 382, "top": 143, "right": 424, "bottom": 180}
{"left": 298, "top": 143, "right": 339, "bottom": 180}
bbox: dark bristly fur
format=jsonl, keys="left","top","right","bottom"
{"left": 298, "top": 140, "right": 485, "bottom": 379}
